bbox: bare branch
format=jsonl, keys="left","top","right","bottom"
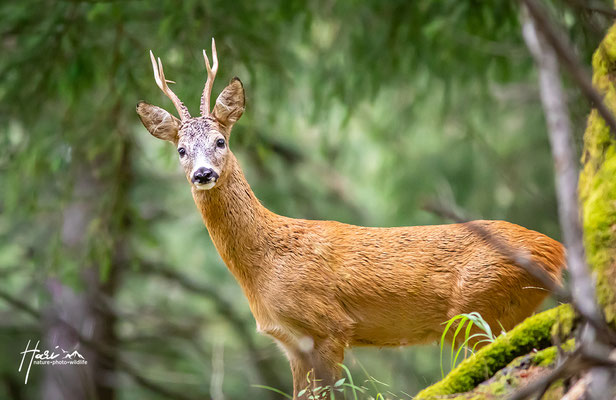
{"left": 505, "top": 7, "right": 616, "bottom": 400}
{"left": 0, "top": 289, "right": 40, "bottom": 320}
{"left": 519, "top": 0, "right": 616, "bottom": 140}
{"left": 0, "top": 265, "right": 23, "bottom": 279}
{"left": 507, "top": 340, "right": 616, "bottom": 400}
{"left": 565, "top": 0, "right": 616, "bottom": 19}
{"left": 586, "top": 5, "right": 616, "bottom": 18}
{"left": 423, "top": 202, "right": 569, "bottom": 301}
{"left": 508, "top": 348, "right": 581, "bottom": 400}
{"left": 521, "top": 4, "right": 616, "bottom": 345}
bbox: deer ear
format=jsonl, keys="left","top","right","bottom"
{"left": 212, "top": 78, "right": 245, "bottom": 127}
{"left": 136, "top": 101, "right": 181, "bottom": 143}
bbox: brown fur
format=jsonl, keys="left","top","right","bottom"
{"left": 137, "top": 73, "right": 565, "bottom": 399}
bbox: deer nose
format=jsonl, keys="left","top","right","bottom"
{"left": 192, "top": 167, "right": 219, "bottom": 184}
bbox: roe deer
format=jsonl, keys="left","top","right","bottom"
{"left": 137, "top": 39, "right": 565, "bottom": 399}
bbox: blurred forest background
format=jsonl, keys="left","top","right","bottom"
{"left": 1, "top": 1, "right": 614, "bottom": 399}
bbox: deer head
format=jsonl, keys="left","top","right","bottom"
{"left": 137, "top": 39, "right": 245, "bottom": 190}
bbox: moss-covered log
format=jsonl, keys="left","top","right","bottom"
{"left": 423, "top": 339, "right": 575, "bottom": 400}
{"left": 414, "top": 304, "right": 575, "bottom": 399}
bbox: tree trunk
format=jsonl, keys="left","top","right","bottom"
{"left": 579, "top": 20, "right": 616, "bottom": 328}
{"left": 41, "top": 135, "right": 132, "bottom": 400}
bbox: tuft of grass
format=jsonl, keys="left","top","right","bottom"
{"left": 439, "top": 312, "right": 499, "bottom": 378}
{"left": 253, "top": 361, "right": 401, "bottom": 399}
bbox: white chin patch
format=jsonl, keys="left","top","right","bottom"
{"left": 194, "top": 182, "right": 216, "bottom": 190}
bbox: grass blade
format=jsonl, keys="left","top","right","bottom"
{"left": 252, "top": 384, "right": 293, "bottom": 399}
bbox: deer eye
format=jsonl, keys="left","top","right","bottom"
{"left": 178, "top": 147, "right": 186, "bottom": 157}
{"left": 216, "top": 138, "right": 226, "bottom": 148}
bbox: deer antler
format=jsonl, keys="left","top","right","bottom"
{"left": 149, "top": 50, "right": 191, "bottom": 120}
{"left": 200, "top": 38, "right": 219, "bottom": 116}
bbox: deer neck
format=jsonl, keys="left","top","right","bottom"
{"left": 192, "top": 153, "right": 274, "bottom": 288}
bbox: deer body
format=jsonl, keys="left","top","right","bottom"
{"left": 193, "top": 152, "right": 563, "bottom": 347}
{"left": 137, "top": 41, "right": 564, "bottom": 398}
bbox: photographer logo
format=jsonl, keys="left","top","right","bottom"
{"left": 18, "top": 340, "right": 88, "bottom": 384}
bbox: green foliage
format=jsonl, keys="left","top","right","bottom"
{"left": 440, "top": 312, "right": 499, "bottom": 378}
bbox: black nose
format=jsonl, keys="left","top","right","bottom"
{"left": 192, "top": 167, "right": 219, "bottom": 184}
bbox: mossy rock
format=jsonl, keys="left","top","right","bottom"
{"left": 415, "top": 304, "right": 575, "bottom": 399}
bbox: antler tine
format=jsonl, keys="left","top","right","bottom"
{"left": 149, "top": 50, "right": 191, "bottom": 120}
{"left": 200, "top": 38, "right": 219, "bottom": 116}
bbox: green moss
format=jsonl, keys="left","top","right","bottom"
{"left": 533, "top": 338, "right": 575, "bottom": 367}
{"left": 581, "top": 148, "right": 616, "bottom": 323}
{"left": 540, "top": 379, "right": 565, "bottom": 400}
{"left": 415, "top": 304, "right": 574, "bottom": 399}
{"left": 580, "top": 17, "right": 616, "bottom": 327}
{"left": 417, "top": 340, "right": 575, "bottom": 399}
